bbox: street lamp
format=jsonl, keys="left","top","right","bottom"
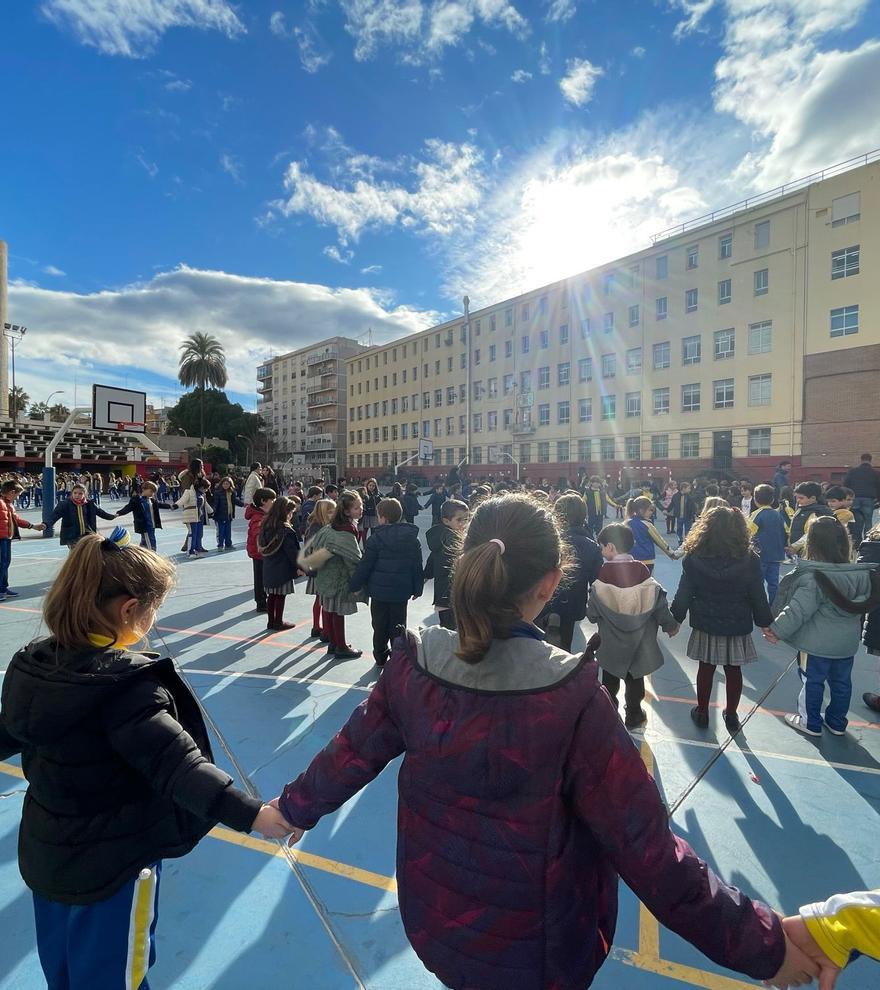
{"left": 3, "top": 323, "right": 27, "bottom": 426}
{"left": 236, "top": 434, "right": 253, "bottom": 464}
{"left": 44, "top": 390, "right": 64, "bottom": 417}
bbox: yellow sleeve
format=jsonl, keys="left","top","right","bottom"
{"left": 645, "top": 521, "right": 673, "bottom": 556}
{"left": 747, "top": 509, "right": 759, "bottom": 537}
{"left": 801, "top": 890, "right": 880, "bottom": 967}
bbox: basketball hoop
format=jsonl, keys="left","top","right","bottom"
{"left": 115, "top": 421, "right": 146, "bottom": 433}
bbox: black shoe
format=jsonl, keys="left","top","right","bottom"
{"left": 722, "top": 710, "right": 741, "bottom": 733}
{"left": 318, "top": 632, "right": 330, "bottom": 643}
{"left": 864, "top": 692, "right": 880, "bottom": 714}
{"left": 256, "top": 605, "right": 268, "bottom": 614}
{"left": 624, "top": 708, "right": 648, "bottom": 729}
{"left": 374, "top": 654, "right": 388, "bottom": 668}
{"left": 310, "top": 627, "right": 322, "bottom": 638}
{"left": 690, "top": 706, "right": 709, "bottom": 729}
{"left": 267, "top": 621, "right": 295, "bottom": 632}
{"left": 334, "top": 647, "right": 363, "bottom": 660}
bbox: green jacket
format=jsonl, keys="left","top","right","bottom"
{"left": 307, "top": 525, "right": 362, "bottom": 603}
{"left": 771, "top": 559, "right": 876, "bottom": 658}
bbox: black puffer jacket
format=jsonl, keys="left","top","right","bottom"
{"left": 349, "top": 522, "right": 423, "bottom": 602}
{"left": 671, "top": 554, "right": 772, "bottom": 636}
{"left": 857, "top": 538, "right": 880, "bottom": 652}
{"left": 425, "top": 523, "right": 459, "bottom": 608}
{"left": 260, "top": 528, "right": 301, "bottom": 590}
{"left": 788, "top": 503, "right": 834, "bottom": 545}
{"left": 541, "top": 524, "right": 603, "bottom": 622}
{"left": 0, "top": 640, "right": 262, "bottom": 905}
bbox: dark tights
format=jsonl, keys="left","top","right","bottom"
{"left": 696, "top": 661, "right": 743, "bottom": 713}
{"left": 312, "top": 598, "right": 322, "bottom": 630}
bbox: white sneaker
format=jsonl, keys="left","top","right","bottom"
{"left": 784, "top": 713, "right": 821, "bottom": 737}
{"left": 823, "top": 721, "right": 846, "bottom": 736}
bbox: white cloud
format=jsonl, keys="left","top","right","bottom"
{"left": 668, "top": 0, "right": 717, "bottom": 38}
{"left": 538, "top": 40, "right": 551, "bottom": 74}
{"left": 323, "top": 245, "right": 354, "bottom": 264}
{"left": 511, "top": 68, "right": 532, "bottom": 82}
{"left": 559, "top": 57, "right": 603, "bottom": 106}
{"left": 43, "top": 265, "right": 67, "bottom": 277}
{"left": 136, "top": 153, "right": 159, "bottom": 178}
{"left": 41, "top": 0, "right": 245, "bottom": 57}
{"left": 631, "top": 45, "right": 646, "bottom": 57}
{"left": 8, "top": 267, "right": 441, "bottom": 401}
{"left": 269, "top": 10, "right": 287, "bottom": 36}
{"left": 294, "top": 25, "right": 332, "bottom": 72}
{"left": 273, "top": 136, "right": 486, "bottom": 244}
{"left": 360, "top": 264, "right": 383, "bottom": 274}
{"left": 220, "top": 152, "right": 244, "bottom": 183}
{"left": 339, "top": 0, "right": 528, "bottom": 62}
{"left": 545, "top": 0, "right": 577, "bottom": 22}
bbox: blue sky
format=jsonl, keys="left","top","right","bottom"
{"left": 2, "top": 0, "right": 880, "bottom": 411}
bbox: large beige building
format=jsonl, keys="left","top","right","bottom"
{"left": 256, "top": 336, "right": 367, "bottom": 479}
{"left": 345, "top": 153, "right": 879, "bottom": 483}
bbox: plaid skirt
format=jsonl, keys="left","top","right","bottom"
{"left": 319, "top": 593, "right": 358, "bottom": 617}
{"left": 265, "top": 578, "right": 296, "bottom": 596}
{"left": 687, "top": 630, "right": 757, "bottom": 666}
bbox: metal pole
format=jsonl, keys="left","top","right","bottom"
{"left": 463, "top": 295, "right": 471, "bottom": 471}
{"left": 11, "top": 336, "right": 16, "bottom": 426}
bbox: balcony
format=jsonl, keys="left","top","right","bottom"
{"left": 307, "top": 394, "right": 337, "bottom": 408}
{"left": 307, "top": 349, "right": 339, "bottom": 366}
{"left": 308, "top": 409, "right": 338, "bottom": 424}
{"left": 257, "top": 364, "right": 272, "bottom": 380}
{"left": 510, "top": 423, "right": 535, "bottom": 436}
{"left": 257, "top": 378, "right": 273, "bottom": 392}
{"left": 306, "top": 434, "right": 333, "bottom": 449}
{"left": 306, "top": 377, "right": 338, "bottom": 394}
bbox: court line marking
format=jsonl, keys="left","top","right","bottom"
{"left": 184, "top": 668, "right": 373, "bottom": 694}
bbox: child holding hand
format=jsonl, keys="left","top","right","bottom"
{"left": 0, "top": 527, "right": 292, "bottom": 990}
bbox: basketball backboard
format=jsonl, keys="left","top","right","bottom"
{"left": 418, "top": 438, "right": 434, "bottom": 461}
{"left": 92, "top": 384, "right": 147, "bottom": 433}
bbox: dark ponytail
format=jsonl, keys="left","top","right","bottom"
{"left": 451, "top": 494, "right": 569, "bottom": 664}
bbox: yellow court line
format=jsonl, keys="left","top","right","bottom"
{"left": 638, "top": 741, "right": 662, "bottom": 962}
{"left": 615, "top": 949, "right": 758, "bottom": 990}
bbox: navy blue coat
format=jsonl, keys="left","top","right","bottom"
{"left": 349, "top": 523, "right": 424, "bottom": 603}
{"left": 115, "top": 495, "right": 174, "bottom": 535}
{"left": 50, "top": 499, "right": 116, "bottom": 546}
{"left": 260, "top": 529, "right": 301, "bottom": 591}
{"left": 857, "top": 539, "right": 880, "bottom": 652}
{"left": 541, "top": 524, "right": 603, "bottom": 622}
{"left": 212, "top": 489, "right": 241, "bottom": 523}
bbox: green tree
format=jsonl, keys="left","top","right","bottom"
{"left": 49, "top": 403, "right": 71, "bottom": 422}
{"left": 8, "top": 386, "right": 29, "bottom": 418}
{"left": 28, "top": 401, "right": 49, "bottom": 420}
{"left": 166, "top": 390, "right": 265, "bottom": 463}
{"left": 177, "top": 332, "right": 228, "bottom": 446}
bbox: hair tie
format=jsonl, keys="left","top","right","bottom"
{"left": 103, "top": 526, "right": 132, "bottom": 551}
{"left": 489, "top": 538, "right": 505, "bottom": 554}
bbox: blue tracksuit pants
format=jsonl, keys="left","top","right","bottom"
{"left": 33, "top": 863, "right": 161, "bottom": 990}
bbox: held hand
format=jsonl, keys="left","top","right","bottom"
{"left": 666, "top": 624, "right": 680, "bottom": 637}
{"left": 253, "top": 803, "right": 296, "bottom": 839}
{"left": 763, "top": 926, "right": 821, "bottom": 988}
{"left": 762, "top": 628, "right": 779, "bottom": 645}
{"left": 34, "top": 523, "right": 47, "bottom": 531}
{"left": 268, "top": 797, "right": 306, "bottom": 846}
{"left": 780, "top": 916, "right": 841, "bottom": 990}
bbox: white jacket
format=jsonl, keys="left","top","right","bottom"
{"left": 243, "top": 471, "right": 262, "bottom": 507}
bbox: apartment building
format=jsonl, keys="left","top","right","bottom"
{"left": 345, "top": 153, "right": 879, "bottom": 483}
{"left": 256, "top": 336, "right": 366, "bottom": 479}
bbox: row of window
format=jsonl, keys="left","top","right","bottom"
{"left": 348, "top": 427, "right": 774, "bottom": 469}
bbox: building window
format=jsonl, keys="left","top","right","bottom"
{"left": 472, "top": 413, "right": 482, "bottom": 432}
{"left": 539, "top": 329, "right": 549, "bottom": 349}
{"left": 831, "top": 192, "right": 860, "bottom": 227}
{"left": 601, "top": 353, "right": 616, "bottom": 378}
{"left": 653, "top": 387, "right": 670, "bottom": 416}
{"left": 558, "top": 401, "right": 570, "bottom": 425}
{"left": 656, "top": 255, "right": 668, "bottom": 279}
{"left": 556, "top": 440, "right": 569, "bottom": 462}
{"left": 682, "top": 335, "right": 701, "bottom": 365}
{"left": 653, "top": 341, "right": 670, "bottom": 369}
{"left": 628, "top": 304, "right": 639, "bottom": 327}
{"left": 718, "top": 278, "right": 731, "bottom": 305}
{"left": 600, "top": 438, "right": 615, "bottom": 461}
{"left": 686, "top": 245, "right": 699, "bottom": 269}
{"left": 579, "top": 398, "right": 592, "bottom": 422}
{"left": 748, "top": 427, "right": 771, "bottom": 456}
{"left": 520, "top": 443, "right": 531, "bottom": 464}
{"left": 538, "top": 441, "right": 550, "bottom": 463}
{"left": 626, "top": 347, "right": 642, "bottom": 374}
{"left": 538, "top": 295, "right": 548, "bottom": 314}
{"left": 601, "top": 395, "right": 616, "bottom": 420}
{"left": 447, "top": 386, "right": 455, "bottom": 404}
{"left": 578, "top": 357, "right": 593, "bottom": 382}
{"left": 625, "top": 392, "right": 641, "bottom": 418}
{"left": 603, "top": 312, "right": 614, "bottom": 333}
{"left": 830, "top": 305, "right": 859, "bottom": 337}
{"left": 559, "top": 323, "right": 569, "bottom": 344}
{"left": 472, "top": 446, "right": 482, "bottom": 464}
{"left": 473, "top": 380, "right": 482, "bottom": 401}
{"left": 755, "top": 220, "right": 770, "bottom": 249}
{"left": 625, "top": 436, "right": 640, "bottom": 460}
{"left": 434, "top": 389, "right": 442, "bottom": 407}
{"left": 603, "top": 272, "right": 613, "bottom": 295}
{"left": 505, "top": 307, "right": 513, "bottom": 327}
{"left": 539, "top": 403, "right": 550, "bottom": 426}
{"left": 681, "top": 432, "right": 700, "bottom": 458}
{"left": 520, "top": 370, "right": 531, "bottom": 391}
{"left": 488, "top": 377, "right": 498, "bottom": 398}
{"left": 831, "top": 245, "right": 860, "bottom": 279}
{"left": 558, "top": 362, "right": 570, "bottom": 386}
{"left": 580, "top": 318, "right": 591, "bottom": 338}
{"left": 502, "top": 409, "right": 512, "bottom": 429}
{"left": 651, "top": 434, "right": 669, "bottom": 458}
{"left": 719, "top": 233, "right": 732, "bottom": 259}
{"left": 474, "top": 350, "right": 481, "bottom": 365}
{"left": 754, "top": 268, "right": 768, "bottom": 296}
{"left": 503, "top": 374, "right": 514, "bottom": 395}
{"left": 682, "top": 383, "right": 701, "bottom": 413}
{"left": 685, "top": 288, "right": 698, "bottom": 312}
{"left": 487, "top": 411, "right": 497, "bottom": 431}
{"left": 748, "top": 320, "right": 773, "bottom": 354}
{"left": 749, "top": 373, "right": 772, "bottom": 406}
{"left": 487, "top": 344, "right": 495, "bottom": 362}
{"left": 522, "top": 303, "right": 530, "bottom": 322}
{"left": 714, "top": 328, "right": 735, "bottom": 360}
{"left": 713, "top": 378, "right": 735, "bottom": 409}
{"left": 577, "top": 438, "right": 591, "bottom": 461}
{"left": 656, "top": 296, "right": 667, "bottom": 320}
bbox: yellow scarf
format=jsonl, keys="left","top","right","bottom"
{"left": 87, "top": 630, "right": 143, "bottom": 648}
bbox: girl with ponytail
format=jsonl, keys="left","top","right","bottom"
{"left": 271, "top": 494, "right": 807, "bottom": 990}
{"left": 0, "top": 528, "right": 293, "bottom": 989}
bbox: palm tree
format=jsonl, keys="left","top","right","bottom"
{"left": 177, "top": 332, "right": 228, "bottom": 445}
{"left": 8, "top": 386, "right": 29, "bottom": 418}
{"left": 49, "top": 403, "right": 71, "bottom": 422}
{"left": 29, "top": 401, "right": 49, "bottom": 420}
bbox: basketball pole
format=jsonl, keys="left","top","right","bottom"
{"left": 42, "top": 406, "right": 90, "bottom": 536}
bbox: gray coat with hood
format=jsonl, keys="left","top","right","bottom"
{"left": 585, "top": 578, "right": 677, "bottom": 678}
{"left": 770, "top": 559, "right": 877, "bottom": 658}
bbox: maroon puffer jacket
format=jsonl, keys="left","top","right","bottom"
{"left": 280, "top": 629, "right": 784, "bottom": 990}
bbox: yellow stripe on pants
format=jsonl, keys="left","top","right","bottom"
{"left": 126, "top": 867, "right": 157, "bottom": 989}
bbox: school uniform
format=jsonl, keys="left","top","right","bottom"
{"left": 669, "top": 491, "right": 697, "bottom": 541}
{"left": 245, "top": 504, "right": 269, "bottom": 611}
{"left": 749, "top": 505, "right": 789, "bottom": 604}
{"left": 212, "top": 489, "right": 239, "bottom": 549}
{"left": 115, "top": 494, "right": 173, "bottom": 551}
{"left": 583, "top": 488, "right": 607, "bottom": 537}
{"left": 49, "top": 499, "right": 117, "bottom": 548}
{"left": 626, "top": 515, "right": 673, "bottom": 573}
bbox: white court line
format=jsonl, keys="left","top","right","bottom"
{"left": 183, "top": 667, "right": 373, "bottom": 694}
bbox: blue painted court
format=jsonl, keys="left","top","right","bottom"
{"left": 1, "top": 503, "right": 878, "bottom": 989}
